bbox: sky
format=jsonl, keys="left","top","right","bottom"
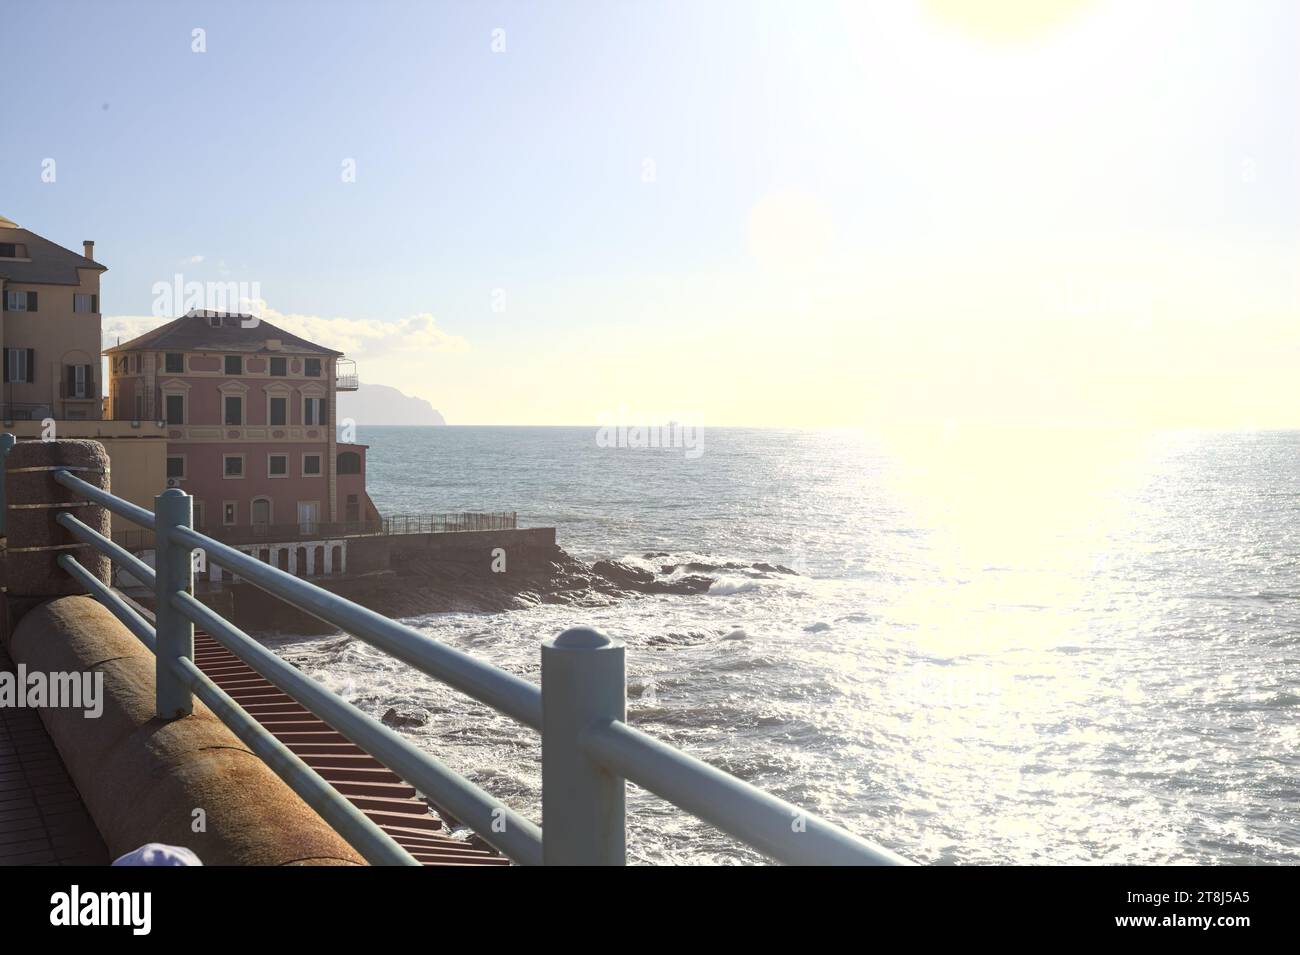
{"left": 2, "top": 0, "right": 1297, "bottom": 428}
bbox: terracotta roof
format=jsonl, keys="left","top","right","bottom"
{"left": 0, "top": 222, "right": 106, "bottom": 286}
{"left": 105, "top": 310, "right": 342, "bottom": 356}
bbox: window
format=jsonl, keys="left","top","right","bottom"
{"left": 132, "top": 354, "right": 140, "bottom": 373}
{"left": 65, "top": 364, "right": 93, "bottom": 398}
{"left": 269, "top": 396, "right": 287, "bottom": 425}
{"left": 4, "top": 290, "right": 36, "bottom": 312}
{"left": 165, "top": 394, "right": 184, "bottom": 425}
{"left": 337, "top": 451, "right": 361, "bottom": 474}
{"left": 223, "top": 455, "right": 244, "bottom": 478}
{"left": 73, "top": 293, "right": 98, "bottom": 313}
{"left": 252, "top": 499, "right": 271, "bottom": 525}
{"left": 193, "top": 502, "right": 204, "bottom": 530}
{"left": 270, "top": 357, "right": 287, "bottom": 376}
{"left": 165, "top": 353, "right": 184, "bottom": 373}
{"left": 268, "top": 454, "right": 288, "bottom": 477}
{"left": 223, "top": 502, "right": 237, "bottom": 525}
{"left": 166, "top": 456, "right": 185, "bottom": 479}
{"left": 305, "top": 358, "right": 321, "bottom": 377}
{"left": 0, "top": 243, "right": 17, "bottom": 258}
{"left": 303, "top": 396, "right": 327, "bottom": 426}
{"left": 224, "top": 395, "right": 242, "bottom": 425}
{"left": 2, "top": 348, "right": 34, "bottom": 384}
{"left": 225, "top": 355, "right": 242, "bottom": 375}
{"left": 303, "top": 454, "right": 322, "bottom": 476}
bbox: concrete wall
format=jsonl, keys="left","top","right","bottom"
{"left": 390, "top": 527, "right": 558, "bottom": 569}
{"left": 6, "top": 596, "right": 365, "bottom": 865}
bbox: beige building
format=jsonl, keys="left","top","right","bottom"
{"left": 0, "top": 214, "right": 106, "bottom": 421}
{"left": 1, "top": 215, "right": 165, "bottom": 534}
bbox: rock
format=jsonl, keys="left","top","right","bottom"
{"left": 592, "top": 560, "right": 655, "bottom": 587}
{"left": 382, "top": 707, "right": 429, "bottom": 728}
{"left": 804, "top": 622, "right": 831, "bottom": 633}
{"left": 722, "top": 628, "right": 748, "bottom": 641}
{"left": 647, "top": 574, "right": 712, "bottom": 595}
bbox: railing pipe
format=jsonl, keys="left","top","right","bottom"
{"left": 154, "top": 489, "right": 194, "bottom": 718}
{"left": 56, "top": 512, "right": 156, "bottom": 588}
{"left": 165, "top": 654, "right": 418, "bottom": 866}
{"left": 168, "top": 524, "right": 543, "bottom": 730}
{"left": 583, "top": 718, "right": 910, "bottom": 866}
{"left": 170, "top": 590, "right": 544, "bottom": 865}
{"left": 52, "top": 467, "right": 156, "bottom": 529}
{"left": 541, "top": 627, "right": 627, "bottom": 865}
{"left": 58, "top": 553, "right": 158, "bottom": 650}
{"left": 58, "top": 554, "right": 417, "bottom": 866}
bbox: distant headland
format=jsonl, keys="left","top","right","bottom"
{"left": 338, "top": 382, "right": 447, "bottom": 426}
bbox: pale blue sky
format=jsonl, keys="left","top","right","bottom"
{"left": 3, "top": 0, "right": 1297, "bottom": 425}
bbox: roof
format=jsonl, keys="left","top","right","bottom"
{"left": 105, "top": 310, "right": 343, "bottom": 356}
{"left": 0, "top": 217, "right": 106, "bottom": 285}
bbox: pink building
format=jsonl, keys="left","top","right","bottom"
{"left": 106, "top": 310, "right": 376, "bottom": 554}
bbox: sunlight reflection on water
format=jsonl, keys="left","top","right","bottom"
{"left": 272, "top": 426, "right": 1299, "bottom": 864}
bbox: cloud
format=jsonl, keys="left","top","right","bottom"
{"left": 254, "top": 303, "right": 469, "bottom": 357}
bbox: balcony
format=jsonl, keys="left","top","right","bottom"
{"left": 336, "top": 358, "right": 359, "bottom": 391}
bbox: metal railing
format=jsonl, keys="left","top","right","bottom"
{"left": 27, "top": 460, "right": 907, "bottom": 866}
{"left": 111, "top": 511, "right": 519, "bottom": 551}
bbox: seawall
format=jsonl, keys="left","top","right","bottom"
{"left": 4, "top": 595, "right": 366, "bottom": 865}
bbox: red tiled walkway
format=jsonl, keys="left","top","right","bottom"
{"left": 192, "top": 631, "right": 508, "bottom": 866}
{"left": 0, "top": 641, "right": 109, "bottom": 866}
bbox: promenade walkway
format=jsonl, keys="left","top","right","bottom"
{"left": 0, "top": 640, "right": 108, "bottom": 866}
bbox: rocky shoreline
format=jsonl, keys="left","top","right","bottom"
{"left": 315, "top": 546, "right": 799, "bottom": 620}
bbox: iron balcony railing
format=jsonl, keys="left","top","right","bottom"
{"left": 336, "top": 358, "right": 359, "bottom": 391}
{"left": 13, "top": 454, "right": 907, "bottom": 866}
{"left": 111, "top": 511, "right": 518, "bottom": 551}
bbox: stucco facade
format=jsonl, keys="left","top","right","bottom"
{"left": 0, "top": 216, "right": 105, "bottom": 421}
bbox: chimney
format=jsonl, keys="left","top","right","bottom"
{"left": 83, "top": 240, "right": 95, "bottom": 260}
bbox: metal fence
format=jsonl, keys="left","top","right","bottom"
{"left": 111, "top": 511, "right": 518, "bottom": 551}
{"left": 25, "top": 460, "right": 906, "bottom": 866}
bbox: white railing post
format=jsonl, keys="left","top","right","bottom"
{"left": 541, "top": 626, "right": 626, "bottom": 865}
{"left": 154, "top": 487, "right": 194, "bottom": 718}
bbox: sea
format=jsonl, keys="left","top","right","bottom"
{"left": 266, "top": 425, "right": 1300, "bottom": 865}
